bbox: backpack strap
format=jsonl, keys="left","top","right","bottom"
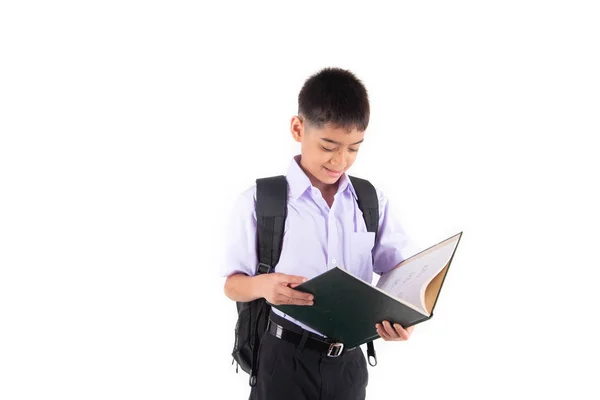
{"left": 349, "top": 175, "right": 379, "bottom": 367}
{"left": 349, "top": 176, "right": 379, "bottom": 241}
{"left": 255, "top": 175, "right": 288, "bottom": 273}
{"left": 248, "top": 175, "right": 287, "bottom": 386}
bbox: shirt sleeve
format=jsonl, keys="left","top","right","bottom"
{"left": 372, "top": 188, "right": 421, "bottom": 275}
{"left": 219, "top": 185, "right": 258, "bottom": 278}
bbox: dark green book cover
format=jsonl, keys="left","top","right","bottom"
{"left": 272, "top": 232, "right": 462, "bottom": 348}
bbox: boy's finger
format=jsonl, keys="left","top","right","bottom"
{"left": 290, "top": 298, "right": 314, "bottom": 306}
{"left": 383, "top": 321, "right": 400, "bottom": 339}
{"left": 393, "top": 323, "right": 407, "bottom": 334}
{"left": 281, "top": 286, "right": 314, "bottom": 302}
{"left": 276, "top": 292, "right": 313, "bottom": 306}
{"left": 399, "top": 324, "right": 414, "bottom": 339}
{"left": 376, "top": 324, "right": 390, "bottom": 340}
{"left": 281, "top": 274, "right": 308, "bottom": 285}
{"left": 393, "top": 323, "right": 408, "bottom": 340}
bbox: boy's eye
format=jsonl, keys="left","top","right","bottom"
{"left": 321, "top": 146, "right": 335, "bottom": 152}
{"left": 349, "top": 148, "right": 358, "bottom": 152}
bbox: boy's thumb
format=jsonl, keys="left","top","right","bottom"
{"left": 286, "top": 275, "right": 308, "bottom": 284}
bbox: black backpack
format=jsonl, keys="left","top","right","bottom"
{"left": 231, "top": 175, "right": 380, "bottom": 386}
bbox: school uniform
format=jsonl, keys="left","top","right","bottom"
{"left": 222, "top": 155, "right": 418, "bottom": 400}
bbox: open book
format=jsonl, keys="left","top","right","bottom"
{"left": 271, "top": 232, "right": 462, "bottom": 348}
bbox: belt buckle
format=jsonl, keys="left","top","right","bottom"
{"left": 327, "top": 342, "right": 344, "bottom": 357}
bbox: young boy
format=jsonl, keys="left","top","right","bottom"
{"left": 222, "top": 67, "right": 419, "bottom": 400}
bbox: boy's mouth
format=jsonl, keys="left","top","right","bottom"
{"left": 324, "top": 166, "right": 343, "bottom": 177}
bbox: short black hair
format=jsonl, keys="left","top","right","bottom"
{"left": 298, "top": 67, "right": 370, "bottom": 132}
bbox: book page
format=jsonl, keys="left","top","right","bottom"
{"left": 375, "top": 234, "right": 459, "bottom": 315}
{"left": 424, "top": 262, "right": 449, "bottom": 314}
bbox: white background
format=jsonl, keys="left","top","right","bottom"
{"left": 1, "top": 1, "right": 599, "bottom": 399}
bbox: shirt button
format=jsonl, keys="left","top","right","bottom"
{"left": 332, "top": 259, "right": 337, "bottom": 265}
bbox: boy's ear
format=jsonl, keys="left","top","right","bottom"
{"left": 290, "top": 115, "right": 305, "bottom": 143}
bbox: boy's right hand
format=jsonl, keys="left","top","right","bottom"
{"left": 256, "top": 273, "right": 314, "bottom": 306}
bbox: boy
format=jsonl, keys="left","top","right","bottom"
{"left": 222, "top": 67, "right": 418, "bottom": 400}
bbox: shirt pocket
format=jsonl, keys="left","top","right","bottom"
{"left": 349, "top": 232, "right": 376, "bottom": 272}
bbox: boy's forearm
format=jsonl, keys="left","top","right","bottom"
{"left": 224, "top": 273, "right": 263, "bottom": 302}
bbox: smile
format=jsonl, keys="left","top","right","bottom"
{"left": 324, "top": 167, "right": 343, "bottom": 177}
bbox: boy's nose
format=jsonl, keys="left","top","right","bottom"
{"left": 331, "top": 151, "right": 346, "bottom": 167}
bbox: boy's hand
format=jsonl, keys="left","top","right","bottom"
{"left": 376, "top": 320, "right": 414, "bottom": 341}
{"left": 257, "top": 273, "right": 314, "bottom": 306}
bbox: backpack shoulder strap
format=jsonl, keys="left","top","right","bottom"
{"left": 255, "top": 175, "right": 288, "bottom": 274}
{"left": 348, "top": 176, "right": 379, "bottom": 238}
{"left": 348, "top": 175, "right": 379, "bottom": 367}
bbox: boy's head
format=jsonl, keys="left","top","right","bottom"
{"left": 291, "top": 67, "right": 370, "bottom": 190}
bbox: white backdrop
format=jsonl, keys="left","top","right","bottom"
{"left": 1, "top": 1, "right": 599, "bottom": 399}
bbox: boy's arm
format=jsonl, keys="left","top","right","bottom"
{"left": 224, "top": 273, "right": 314, "bottom": 305}
{"left": 225, "top": 272, "right": 313, "bottom": 306}
{"left": 221, "top": 186, "right": 313, "bottom": 306}
{"left": 372, "top": 188, "right": 420, "bottom": 275}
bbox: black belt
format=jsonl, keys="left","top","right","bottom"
{"left": 267, "top": 318, "right": 354, "bottom": 357}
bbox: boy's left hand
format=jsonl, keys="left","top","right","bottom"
{"left": 376, "top": 320, "right": 414, "bottom": 341}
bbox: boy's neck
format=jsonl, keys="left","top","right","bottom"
{"left": 313, "top": 180, "right": 338, "bottom": 198}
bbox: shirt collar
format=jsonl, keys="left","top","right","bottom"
{"left": 286, "top": 155, "right": 357, "bottom": 201}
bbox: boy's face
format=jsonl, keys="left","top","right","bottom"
{"left": 290, "top": 116, "right": 365, "bottom": 190}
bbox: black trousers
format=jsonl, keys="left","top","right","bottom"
{"left": 249, "top": 315, "right": 368, "bottom": 400}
